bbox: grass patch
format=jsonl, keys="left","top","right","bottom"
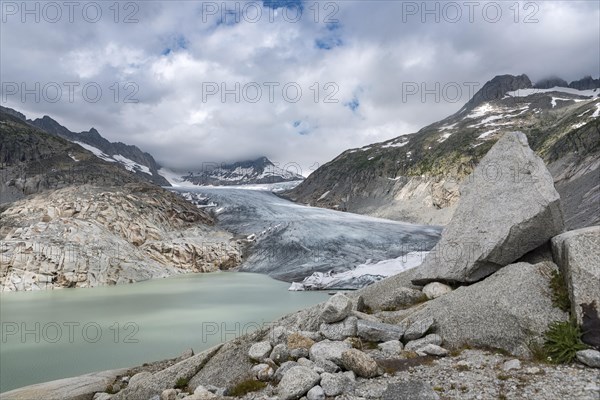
{"left": 174, "top": 377, "right": 189, "bottom": 390}
{"left": 549, "top": 270, "right": 570, "bottom": 312}
{"left": 456, "top": 364, "right": 471, "bottom": 372}
{"left": 228, "top": 379, "right": 267, "bottom": 396}
{"left": 543, "top": 319, "right": 588, "bottom": 364}
{"left": 497, "top": 373, "right": 510, "bottom": 381}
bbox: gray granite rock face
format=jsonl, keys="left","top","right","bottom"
{"left": 408, "top": 262, "right": 568, "bottom": 357}
{"left": 356, "top": 320, "right": 405, "bottom": 342}
{"left": 277, "top": 366, "right": 320, "bottom": 400}
{"left": 412, "top": 132, "right": 564, "bottom": 285}
{"left": 551, "top": 226, "right": 600, "bottom": 325}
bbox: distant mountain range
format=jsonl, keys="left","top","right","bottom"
{"left": 285, "top": 74, "right": 600, "bottom": 230}
{"left": 166, "top": 156, "right": 304, "bottom": 186}
{"left": 0, "top": 106, "right": 169, "bottom": 186}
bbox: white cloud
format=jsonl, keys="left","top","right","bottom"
{"left": 1, "top": 1, "right": 598, "bottom": 174}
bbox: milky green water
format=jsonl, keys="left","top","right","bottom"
{"left": 0, "top": 272, "right": 328, "bottom": 393}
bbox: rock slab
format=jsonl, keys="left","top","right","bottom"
{"left": 412, "top": 132, "right": 564, "bottom": 285}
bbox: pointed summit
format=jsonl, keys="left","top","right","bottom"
{"left": 464, "top": 74, "right": 532, "bottom": 110}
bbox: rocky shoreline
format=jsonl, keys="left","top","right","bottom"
{"left": 2, "top": 132, "right": 599, "bottom": 399}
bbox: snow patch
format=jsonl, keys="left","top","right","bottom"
{"left": 593, "top": 103, "right": 600, "bottom": 118}
{"left": 438, "top": 132, "right": 452, "bottom": 143}
{"left": 113, "top": 154, "right": 152, "bottom": 175}
{"left": 74, "top": 141, "right": 115, "bottom": 162}
{"left": 382, "top": 140, "right": 408, "bottom": 148}
{"left": 439, "top": 123, "right": 457, "bottom": 131}
{"left": 477, "top": 129, "right": 498, "bottom": 139}
{"left": 466, "top": 103, "right": 495, "bottom": 119}
{"left": 317, "top": 191, "right": 330, "bottom": 201}
{"left": 68, "top": 153, "right": 79, "bottom": 162}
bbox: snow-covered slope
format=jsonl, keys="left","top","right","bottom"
{"left": 171, "top": 157, "right": 305, "bottom": 187}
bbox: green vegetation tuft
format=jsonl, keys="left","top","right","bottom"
{"left": 228, "top": 379, "right": 267, "bottom": 396}
{"left": 542, "top": 319, "right": 588, "bottom": 364}
{"left": 549, "top": 270, "right": 571, "bottom": 312}
{"left": 174, "top": 377, "right": 189, "bottom": 390}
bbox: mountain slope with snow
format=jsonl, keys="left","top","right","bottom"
{"left": 285, "top": 74, "right": 600, "bottom": 230}
{"left": 171, "top": 157, "right": 304, "bottom": 187}
{"left": 1, "top": 109, "right": 170, "bottom": 186}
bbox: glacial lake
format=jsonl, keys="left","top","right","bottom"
{"left": 0, "top": 272, "right": 328, "bottom": 393}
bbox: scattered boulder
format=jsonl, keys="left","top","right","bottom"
{"left": 416, "top": 344, "right": 448, "bottom": 357}
{"left": 309, "top": 340, "right": 352, "bottom": 365}
{"left": 576, "top": 349, "right": 600, "bottom": 368}
{"left": 378, "top": 340, "right": 404, "bottom": 355}
{"left": 306, "top": 385, "right": 325, "bottom": 400}
{"left": 160, "top": 389, "right": 177, "bottom": 400}
{"left": 551, "top": 226, "right": 600, "bottom": 325}
{"left": 357, "top": 320, "right": 405, "bottom": 342}
{"left": 319, "top": 317, "right": 358, "bottom": 340}
{"left": 422, "top": 282, "right": 452, "bottom": 299}
{"left": 251, "top": 363, "right": 274, "bottom": 381}
{"left": 192, "top": 385, "right": 217, "bottom": 399}
{"left": 412, "top": 132, "right": 564, "bottom": 285}
{"left": 320, "top": 293, "right": 353, "bottom": 323}
{"left": 341, "top": 349, "right": 380, "bottom": 378}
{"left": 382, "top": 381, "right": 440, "bottom": 400}
{"left": 248, "top": 341, "right": 272, "bottom": 362}
{"left": 270, "top": 344, "right": 291, "bottom": 365}
{"left": 273, "top": 361, "right": 299, "bottom": 382}
{"left": 278, "top": 366, "right": 320, "bottom": 400}
{"left": 404, "top": 316, "right": 435, "bottom": 341}
{"left": 320, "top": 372, "right": 355, "bottom": 397}
{"left": 406, "top": 262, "right": 568, "bottom": 357}
{"left": 377, "top": 287, "right": 426, "bottom": 311}
{"left": 405, "top": 334, "right": 443, "bottom": 352}
{"left": 357, "top": 268, "right": 424, "bottom": 312}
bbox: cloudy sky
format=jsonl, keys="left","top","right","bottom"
{"left": 1, "top": 0, "right": 599, "bottom": 174}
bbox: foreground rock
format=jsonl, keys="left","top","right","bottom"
{"left": 278, "top": 366, "right": 320, "bottom": 400}
{"left": 0, "top": 368, "right": 127, "bottom": 400}
{"left": 551, "top": 226, "right": 600, "bottom": 325}
{"left": 407, "top": 261, "right": 568, "bottom": 357}
{"left": 412, "top": 132, "right": 564, "bottom": 285}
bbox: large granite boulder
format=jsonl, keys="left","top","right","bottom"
{"left": 551, "top": 226, "right": 600, "bottom": 325}
{"left": 412, "top": 132, "right": 564, "bottom": 285}
{"left": 406, "top": 261, "right": 568, "bottom": 357}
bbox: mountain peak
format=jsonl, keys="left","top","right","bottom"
{"left": 465, "top": 74, "right": 532, "bottom": 110}
{"left": 534, "top": 76, "right": 568, "bottom": 89}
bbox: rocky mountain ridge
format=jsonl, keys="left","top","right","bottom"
{"left": 284, "top": 74, "right": 599, "bottom": 230}
{"left": 0, "top": 106, "right": 169, "bottom": 186}
{"left": 171, "top": 157, "right": 304, "bottom": 187}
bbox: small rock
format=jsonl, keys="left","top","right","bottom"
{"left": 251, "top": 363, "right": 275, "bottom": 381}
{"left": 502, "top": 359, "right": 522, "bottom": 371}
{"left": 416, "top": 344, "right": 448, "bottom": 357}
{"left": 306, "top": 385, "right": 325, "bottom": 400}
{"left": 357, "top": 320, "right": 405, "bottom": 342}
{"left": 270, "top": 343, "right": 291, "bottom": 365}
{"left": 404, "top": 334, "right": 443, "bottom": 352}
{"left": 274, "top": 361, "right": 299, "bottom": 382}
{"left": 278, "top": 366, "right": 321, "bottom": 400}
{"left": 248, "top": 341, "right": 272, "bottom": 362}
{"left": 315, "top": 359, "right": 340, "bottom": 373}
{"left": 320, "top": 317, "right": 357, "bottom": 340}
{"left": 404, "top": 316, "right": 435, "bottom": 341}
{"left": 177, "top": 348, "right": 194, "bottom": 361}
{"left": 576, "top": 349, "right": 600, "bottom": 368}
{"left": 351, "top": 310, "right": 381, "bottom": 323}
{"left": 309, "top": 340, "right": 352, "bottom": 365}
{"left": 161, "top": 389, "right": 178, "bottom": 400}
{"left": 320, "top": 293, "right": 353, "bottom": 323}
{"left": 193, "top": 386, "right": 217, "bottom": 399}
{"left": 288, "top": 333, "right": 316, "bottom": 350}
{"left": 92, "top": 394, "right": 113, "bottom": 400}
{"left": 525, "top": 367, "right": 541, "bottom": 374}
{"left": 320, "top": 372, "right": 355, "bottom": 397}
{"left": 270, "top": 326, "right": 293, "bottom": 346}
{"left": 378, "top": 340, "right": 404, "bottom": 355}
{"left": 422, "top": 282, "right": 453, "bottom": 299}
{"left": 341, "top": 349, "right": 380, "bottom": 378}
